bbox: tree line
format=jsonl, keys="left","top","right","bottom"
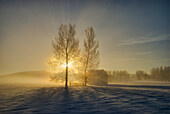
{"left": 107, "top": 70, "right": 130, "bottom": 82}
{"left": 106, "top": 66, "right": 170, "bottom": 82}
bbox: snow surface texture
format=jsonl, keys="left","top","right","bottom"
{"left": 0, "top": 84, "right": 170, "bottom": 114}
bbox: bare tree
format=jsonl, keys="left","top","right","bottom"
{"left": 83, "top": 26, "right": 100, "bottom": 86}
{"left": 52, "top": 24, "right": 80, "bottom": 88}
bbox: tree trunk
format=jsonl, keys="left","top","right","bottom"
{"left": 84, "top": 53, "right": 89, "bottom": 86}
{"left": 84, "top": 69, "right": 87, "bottom": 86}
{"left": 65, "top": 53, "right": 68, "bottom": 88}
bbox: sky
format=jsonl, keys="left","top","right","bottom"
{"left": 0, "top": 0, "right": 169, "bottom": 75}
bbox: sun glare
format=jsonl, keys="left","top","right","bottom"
{"left": 61, "top": 63, "right": 72, "bottom": 68}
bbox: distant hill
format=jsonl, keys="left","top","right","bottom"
{"left": 0, "top": 70, "right": 51, "bottom": 84}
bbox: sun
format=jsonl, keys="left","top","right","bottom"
{"left": 61, "top": 62, "right": 72, "bottom": 68}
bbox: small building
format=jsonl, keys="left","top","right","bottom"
{"left": 87, "top": 69, "right": 108, "bottom": 85}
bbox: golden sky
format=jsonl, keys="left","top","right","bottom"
{"left": 0, "top": 0, "right": 169, "bottom": 74}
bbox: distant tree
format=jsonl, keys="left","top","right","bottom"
{"left": 106, "top": 70, "right": 130, "bottom": 82}
{"left": 143, "top": 71, "right": 150, "bottom": 80}
{"left": 135, "top": 70, "right": 145, "bottom": 80}
{"left": 52, "top": 24, "right": 80, "bottom": 88}
{"left": 82, "top": 26, "right": 100, "bottom": 86}
{"left": 150, "top": 68, "right": 157, "bottom": 80}
{"left": 107, "top": 66, "right": 170, "bottom": 82}
{"left": 150, "top": 66, "right": 170, "bottom": 81}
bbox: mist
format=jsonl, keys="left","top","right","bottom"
{"left": 0, "top": 70, "right": 54, "bottom": 86}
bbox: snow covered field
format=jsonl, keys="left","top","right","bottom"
{"left": 0, "top": 82, "right": 170, "bottom": 114}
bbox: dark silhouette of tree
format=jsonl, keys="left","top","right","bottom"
{"left": 82, "top": 26, "right": 99, "bottom": 86}
{"left": 106, "top": 70, "right": 130, "bottom": 82}
{"left": 107, "top": 66, "right": 170, "bottom": 82}
{"left": 135, "top": 70, "right": 149, "bottom": 80}
{"left": 150, "top": 66, "right": 170, "bottom": 81}
{"left": 52, "top": 24, "right": 80, "bottom": 88}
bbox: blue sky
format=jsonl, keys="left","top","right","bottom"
{"left": 0, "top": 0, "right": 169, "bottom": 74}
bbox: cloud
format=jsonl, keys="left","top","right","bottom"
{"left": 118, "top": 34, "right": 170, "bottom": 46}
{"left": 114, "top": 58, "right": 136, "bottom": 62}
{"left": 136, "top": 51, "right": 155, "bottom": 55}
